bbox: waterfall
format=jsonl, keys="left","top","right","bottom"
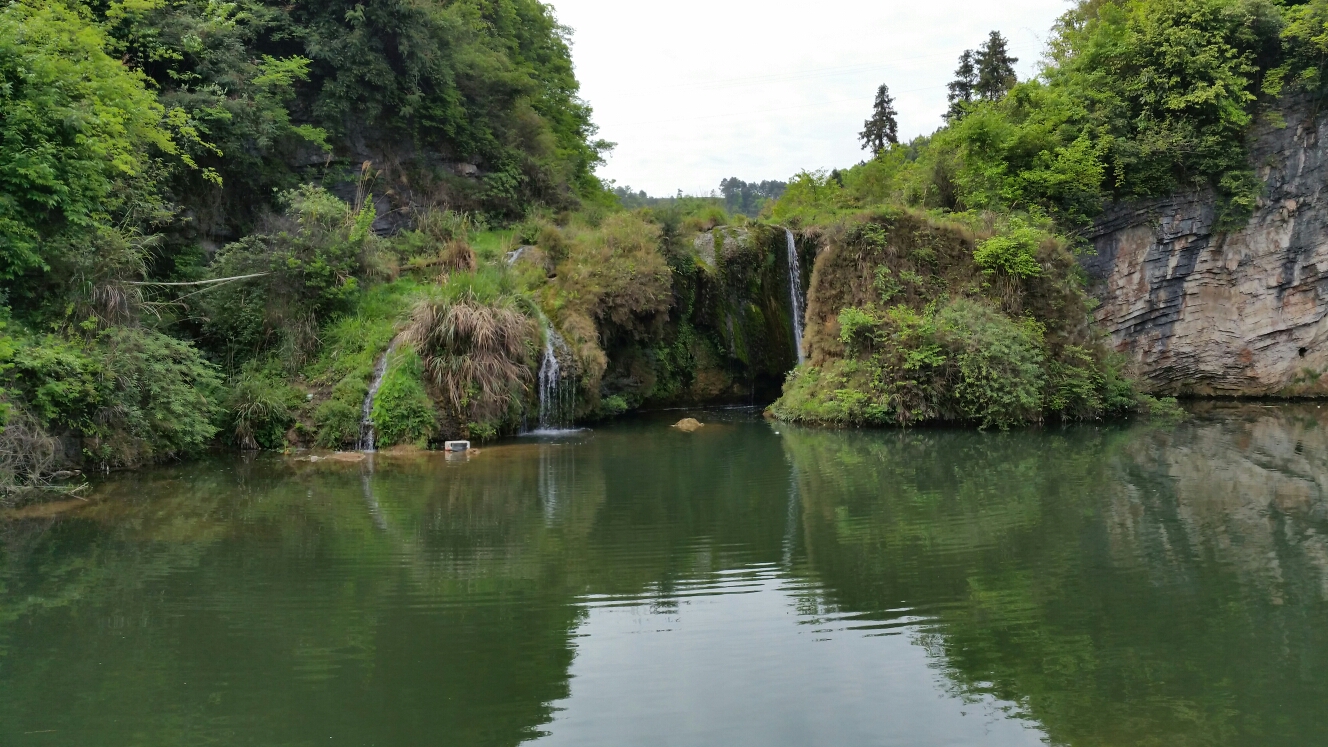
{"left": 785, "top": 228, "right": 806, "bottom": 365}
{"left": 356, "top": 339, "right": 398, "bottom": 452}
{"left": 536, "top": 321, "right": 576, "bottom": 431}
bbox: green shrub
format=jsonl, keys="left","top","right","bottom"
{"left": 314, "top": 400, "right": 360, "bottom": 449}
{"left": 0, "top": 323, "right": 12, "bottom": 426}
{"left": 226, "top": 366, "right": 303, "bottom": 450}
{"left": 598, "top": 394, "right": 630, "bottom": 417}
{"left": 466, "top": 420, "right": 499, "bottom": 442}
{"left": 314, "top": 373, "right": 370, "bottom": 449}
{"left": 838, "top": 306, "right": 881, "bottom": 352}
{"left": 1138, "top": 394, "right": 1187, "bottom": 422}
{"left": 199, "top": 186, "right": 377, "bottom": 368}
{"left": 7, "top": 327, "right": 222, "bottom": 466}
{"left": 973, "top": 220, "right": 1044, "bottom": 279}
{"left": 370, "top": 349, "right": 436, "bottom": 447}
{"left": 937, "top": 299, "right": 1047, "bottom": 428}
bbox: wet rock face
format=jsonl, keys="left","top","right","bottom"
{"left": 1084, "top": 97, "right": 1328, "bottom": 395}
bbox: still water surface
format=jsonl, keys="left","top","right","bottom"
{"left": 2, "top": 405, "right": 1327, "bottom": 746}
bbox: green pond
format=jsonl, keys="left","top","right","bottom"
{"left": 3, "top": 404, "right": 1327, "bottom": 746}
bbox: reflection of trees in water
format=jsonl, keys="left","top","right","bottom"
{"left": 781, "top": 409, "right": 1328, "bottom": 747}
{"left": 14, "top": 410, "right": 1324, "bottom": 746}
{"left": 0, "top": 422, "right": 798, "bottom": 746}
{"left": 0, "top": 454, "right": 592, "bottom": 747}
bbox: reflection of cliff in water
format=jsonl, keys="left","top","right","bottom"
{"left": 781, "top": 408, "right": 1328, "bottom": 747}
{"left": 1103, "top": 403, "right": 1328, "bottom": 605}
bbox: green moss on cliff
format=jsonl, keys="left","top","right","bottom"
{"left": 371, "top": 348, "right": 437, "bottom": 448}
{"left": 770, "top": 209, "right": 1149, "bottom": 428}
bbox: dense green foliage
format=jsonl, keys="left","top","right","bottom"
{"left": 370, "top": 348, "right": 437, "bottom": 447}
{"left": 0, "top": 0, "right": 175, "bottom": 301}
{"left": 6, "top": 326, "right": 221, "bottom": 466}
{"left": 94, "top": 0, "right": 610, "bottom": 233}
{"left": 782, "top": 0, "right": 1325, "bottom": 230}
{"left": 5, "top": 0, "right": 1320, "bottom": 485}
{"left": 198, "top": 186, "right": 376, "bottom": 368}
{"left": 767, "top": 0, "right": 1328, "bottom": 427}
{"left": 0, "top": 0, "right": 613, "bottom": 486}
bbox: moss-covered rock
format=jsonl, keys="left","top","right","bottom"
{"left": 601, "top": 224, "right": 811, "bottom": 410}
{"left": 370, "top": 348, "right": 437, "bottom": 447}
{"left": 771, "top": 208, "right": 1148, "bottom": 428}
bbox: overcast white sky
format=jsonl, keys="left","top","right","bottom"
{"left": 548, "top": 0, "right": 1070, "bottom": 196}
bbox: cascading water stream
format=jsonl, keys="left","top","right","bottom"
{"left": 536, "top": 321, "right": 576, "bottom": 431}
{"left": 785, "top": 228, "right": 806, "bottom": 365}
{"left": 356, "top": 339, "right": 398, "bottom": 452}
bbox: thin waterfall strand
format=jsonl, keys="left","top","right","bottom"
{"left": 785, "top": 229, "right": 806, "bottom": 365}
{"left": 537, "top": 321, "right": 575, "bottom": 431}
{"left": 357, "top": 339, "right": 398, "bottom": 452}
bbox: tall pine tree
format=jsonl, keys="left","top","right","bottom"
{"left": 976, "top": 31, "right": 1018, "bottom": 100}
{"left": 859, "top": 84, "right": 899, "bottom": 154}
{"left": 946, "top": 50, "right": 977, "bottom": 121}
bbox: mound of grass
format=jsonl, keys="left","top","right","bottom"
{"left": 770, "top": 209, "right": 1147, "bottom": 429}
{"left": 370, "top": 348, "right": 437, "bottom": 447}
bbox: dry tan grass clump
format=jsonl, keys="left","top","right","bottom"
{"left": 402, "top": 293, "right": 537, "bottom": 425}
{"left": 440, "top": 240, "right": 478, "bottom": 273}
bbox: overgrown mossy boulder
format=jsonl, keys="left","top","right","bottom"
{"left": 698, "top": 225, "right": 800, "bottom": 378}
{"left": 770, "top": 208, "right": 1154, "bottom": 428}
{"left": 601, "top": 224, "right": 810, "bottom": 410}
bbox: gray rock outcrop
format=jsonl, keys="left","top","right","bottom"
{"left": 1084, "top": 96, "right": 1328, "bottom": 395}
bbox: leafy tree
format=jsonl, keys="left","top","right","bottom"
{"left": 97, "top": 0, "right": 331, "bottom": 240}
{"left": 975, "top": 31, "right": 1018, "bottom": 100}
{"left": 1268, "top": 0, "right": 1328, "bottom": 96}
{"left": 1046, "top": 0, "right": 1282, "bottom": 215}
{"left": 197, "top": 186, "right": 377, "bottom": 368}
{"left": 0, "top": 0, "right": 176, "bottom": 288}
{"left": 947, "top": 50, "right": 978, "bottom": 121}
{"left": 859, "top": 84, "right": 900, "bottom": 154}
{"left": 265, "top": 0, "right": 610, "bottom": 214}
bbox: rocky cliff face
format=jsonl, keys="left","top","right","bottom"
{"left": 1084, "top": 96, "right": 1328, "bottom": 396}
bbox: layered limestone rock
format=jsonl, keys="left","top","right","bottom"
{"left": 1084, "top": 96, "right": 1328, "bottom": 395}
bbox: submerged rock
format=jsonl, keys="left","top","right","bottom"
{"left": 673, "top": 418, "right": 704, "bottom": 432}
